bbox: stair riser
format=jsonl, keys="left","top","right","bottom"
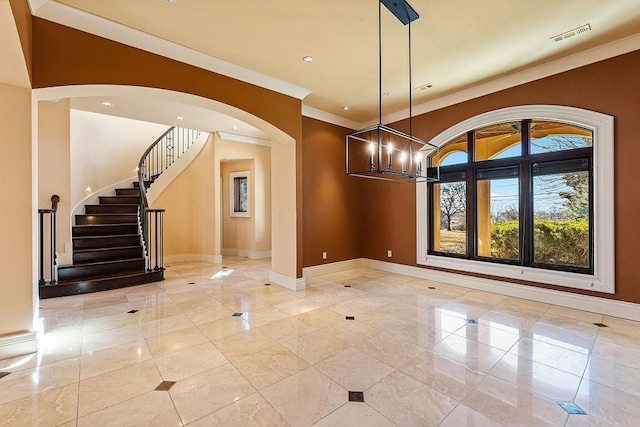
{"left": 76, "top": 214, "right": 138, "bottom": 225}
{"left": 58, "top": 259, "right": 145, "bottom": 281}
{"left": 132, "top": 181, "right": 153, "bottom": 189}
{"left": 73, "top": 224, "right": 139, "bottom": 237}
{"left": 74, "top": 247, "right": 143, "bottom": 264}
{"left": 115, "top": 188, "right": 140, "bottom": 196}
{"left": 99, "top": 196, "right": 140, "bottom": 205}
{"left": 73, "top": 235, "right": 140, "bottom": 250}
{"left": 85, "top": 205, "right": 139, "bottom": 214}
{"left": 40, "top": 271, "right": 164, "bottom": 299}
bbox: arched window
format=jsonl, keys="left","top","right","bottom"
{"left": 417, "top": 106, "right": 614, "bottom": 293}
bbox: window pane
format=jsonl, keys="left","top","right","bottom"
{"left": 475, "top": 122, "right": 521, "bottom": 161}
{"left": 530, "top": 121, "right": 592, "bottom": 154}
{"left": 477, "top": 166, "right": 519, "bottom": 260}
{"left": 533, "top": 159, "right": 590, "bottom": 268}
{"left": 433, "top": 179, "right": 467, "bottom": 255}
{"left": 436, "top": 134, "right": 468, "bottom": 166}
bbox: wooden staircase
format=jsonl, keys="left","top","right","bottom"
{"left": 39, "top": 182, "right": 163, "bottom": 298}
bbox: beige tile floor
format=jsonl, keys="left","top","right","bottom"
{"left": 2, "top": 257, "right": 640, "bottom": 426}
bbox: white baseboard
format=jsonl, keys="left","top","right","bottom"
{"left": 222, "top": 248, "right": 272, "bottom": 259}
{"left": 302, "top": 259, "right": 364, "bottom": 278}
{"left": 269, "top": 270, "right": 306, "bottom": 291}
{"left": 164, "top": 254, "right": 223, "bottom": 264}
{"left": 0, "top": 331, "right": 38, "bottom": 361}
{"left": 303, "top": 258, "right": 640, "bottom": 322}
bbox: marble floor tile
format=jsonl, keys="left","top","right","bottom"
{"left": 77, "top": 359, "right": 162, "bottom": 417}
{"left": 572, "top": 378, "right": 640, "bottom": 426}
{"left": 584, "top": 356, "right": 640, "bottom": 398}
{"left": 313, "top": 401, "right": 396, "bottom": 427}
{"left": 0, "top": 357, "right": 80, "bottom": 405}
{"left": 213, "top": 329, "right": 279, "bottom": 360}
{"left": 509, "top": 337, "right": 589, "bottom": 376}
{"left": 7, "top": 257, "right": 640, "bottom": 426}
{"left": 400, "top": 350, "right": 486, "bottom": 401}
{"left": 356, "top": 330, "right": 428, "bottom": 369}
{"left": 439, "top": 403, "right": 506, "bottom": 427}
{"left": 242, "top": 306, "right": 291, "bottom": 327}
{"left": 80, "top": 339, "right": 151, "bottom": 380}
{"left": 489, "top": 352, "right": 582, "bottom": 401}
{"left": 463, "top": 375, "right": 568, "bottom": 426}
{"left": 315, "top": 347, "right": 394, "bottom": 391}
{"left": 454, "top": 323, "right": 522, "bottom": 352}
{"left": 197, "top": 316, "right": 252, "bottom": 341}
{"left": 281, "top": 329, "right": 349, "bottom": 364}
{"left": 366, "top": 371, "right": 458, "bottom": 426}
{"left": 295, "top": 307, "right": 347, "bottom": 329}
{"left": 431, "top": 335, "right": 505, "bottom": 374}
{"left": 154, "top": 342, "right": 228, "bottom": 382}
{"left": 233, "top": 343, "right": 309, "bottom": 389}
{"left": 139, "top": 313, "right": 195, "bottom": 338}
{"left": 81, "top": 325, "right": 144, "bottom": 354}
{"left": 170, "top": 363, "right": 255, "bottom": 425}
{"left": 259, "top": 317, "right": 317, "bottom": 342}
{"left": 0, "top": 383, "right": 78, "bottom": 427}
{"left": 77, "top": 390, "right": 181, "bottom": 427}
{"left": 544, "top": 305, "right": 604, "bottom": 324}
{"left": 186, "top": 392, "right": 288, "bottom": 426}
{"left": 591, "top": 338, "right": 640, "bottom": 369}
{"left": 145, "top": 326, "right": 209, "bottom": 357}
{"left": 260, "top": 366, "right": 347, "bottom": 427}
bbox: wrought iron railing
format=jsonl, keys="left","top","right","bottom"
{"left": 38, "top": 195, "right": 60, "bottom": 286}
{"left": 137, "top": 127, "right": 201, "bottom": 272}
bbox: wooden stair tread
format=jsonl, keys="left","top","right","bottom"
{"left": 59, "top": 257, "right": 145, "bottom": 269}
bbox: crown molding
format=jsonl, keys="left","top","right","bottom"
{"left": 374, "top": 32, "right": 640, "bottom": 127}
{"left": 28, "top": 0, "right": 312, "bottom": 100}
{"left": 301, "top": 106, "right": 359, "bottom": 130}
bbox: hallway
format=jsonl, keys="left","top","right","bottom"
{"left": 1, "top": 257, "right": 639, "bottom": 425}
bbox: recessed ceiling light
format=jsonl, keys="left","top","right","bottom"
{"left": 231, "top": 125, "right": 239, "bottom": 131}
{"left": 176, "top": 116, "right": 184, "bottom": 121}
{"left": 101, "top": 101, "right": 113, "bottom": 107}
{"left": 165, "top": 0, "right": 176, "bottom": 3}
{"left": 383, "top": 92, "right": 391, "bottom": 97}
{"left": 302, "top": 56, "right": 314, "bottom": 63}
{"left": 342, "top": 106, "right": 349, "bottom": 111}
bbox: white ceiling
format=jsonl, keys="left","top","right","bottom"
{"left": 70, "top": 96, "right": 270, "bottom": 140}
{"left": 22, "top": 0, "right": 640, "bottom": 134}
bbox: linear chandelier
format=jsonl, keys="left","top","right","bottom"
{"left": 346, "top": 0, "right": 440, "bottom": 183}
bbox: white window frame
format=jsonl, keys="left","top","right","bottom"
{"left": 416, "top": 105, "right": 615, "bottom": 293}
{"left": 230, "top": 170, "right": 251, "bottom": 218}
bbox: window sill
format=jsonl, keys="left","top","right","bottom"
{"left": 418, "top": 254, "right": 613, "bottom": 294}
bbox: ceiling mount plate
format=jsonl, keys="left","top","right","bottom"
{"left": 380, "top": 0, "right": 419, "bottom": 25}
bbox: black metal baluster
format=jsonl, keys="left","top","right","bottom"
{"left": 38, "top": 211, "right": 45, "bottom": 286}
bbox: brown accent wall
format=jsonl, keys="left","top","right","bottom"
{"left": 8, "top": 0, "right": 32, "bottom": 83}
{"left": 302, "top": 117, "right": 362, "bottom": 266}
{"left": 362, "top": 49, "right": 640, "bottom": 303}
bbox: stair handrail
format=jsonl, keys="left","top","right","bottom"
{"left": 137, "top": 126, "right": 201, "bottom": 271}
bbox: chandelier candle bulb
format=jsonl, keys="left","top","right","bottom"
{"left": 400, "top": 152, "right": 407, "bottom": 174}
{"left": 387, "top": 144, "right": 393, "bottom": 169}
{"left": 369, "top": 142, "right": 376, "bottom": 169}
{"left": 416, "top": 153, "right": 422, "bottom": 176}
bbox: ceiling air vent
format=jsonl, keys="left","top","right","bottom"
{"left": 551, "top": 24, "right": 591, "bottom": 43}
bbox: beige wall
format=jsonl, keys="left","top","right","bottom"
{"left": 0, "top": 83, "right": 34, "bottom": 336}
{"left": 38, "top": 99, "right": 70, "bottom": 254}
{"left": 220, "top": 140, "right": 271, "bottom": 256}
{"left": 152, "top": 134, "right": 216, "bottom": 259}
{"left": 70, "top": 110, "right": 167, "bottom": 209}
{"left": 271, "top": 138, "right": 298, "bottom": 278}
